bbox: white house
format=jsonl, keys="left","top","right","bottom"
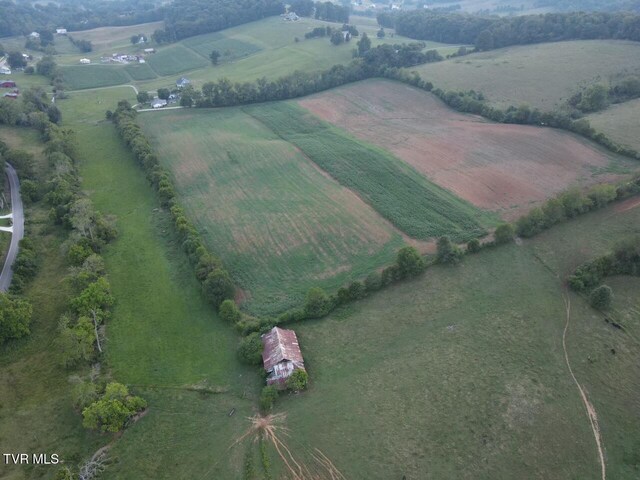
{"left": 137, "top": 36, "right": 147, "bottom": 44}
{"left": 283, "top": 12, "right": 299, "bottom": 21}
{"left": 79, "top": 58, "right": 91, "bottom": 64}
{"left": 0, "top": 67, "right": 11, "bottom": 75}
{"left": 29, "top": 32, "right": 40, "bottom": 39}
{"left": 56, "top": 28, "right": 68, "bottom": 35}
{"left": 151, "top": 98, "right": 167, "bottom": 109}
{"left": 144, "top": 48, "right": 155, "bottom": 54}
{"left": 176, "top": 77, "right": 190, "bottom": 88}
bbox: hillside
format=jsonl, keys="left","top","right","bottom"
{"left": 587, "top": 98, "right": 640, "bottom": 151}
{"left": 412, "top": 40, "right": 640, "bottom": 110}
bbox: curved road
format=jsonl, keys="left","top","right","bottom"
{"left": 0, "top": 163, "right": 24, "bottom": 292}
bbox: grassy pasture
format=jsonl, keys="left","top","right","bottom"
{"left": 54, "top": 89, "right": 260, "bottom": 479}
{"left": 246, "top": 102, "right": 495, "bottom": 241}
{"left": 145, "top": 44, "right": 210, "bottom": 76}
{"left": 139, "top": 107, "right": 406, "bottom": 315}
{"left": 182, "top": 33, "right": 262, "bottom": 62}
{"left": 587, "top": 98, "right": 640, "bottom": 151}
{"left": 66, "top": 21, "right": 165, "bottom": 53}
{"left": 412, "top": 40, "right": 640, "bottom": 110}
{"left": 124, "top": 62, "right": 158, "bottom": 81}
{"left": 60, "top": 65, "right": 130, "bottom": 90}
{"left": 278, "top": 200, "right": 640, "bottom": 479}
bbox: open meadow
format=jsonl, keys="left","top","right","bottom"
{"left": 139, "top": 108, "right": 408, "bottom": 315}
{"left": 276, "top": 201, "right": 640, "bottom": 479}
{"left": 298, "top": 79, "right": 638, "bottom": 219}
{"left": 587, "top": 98, "right": 640, "bottom": 152}
{"left": 411, "top": 40, "right": 640, "bottom": 110}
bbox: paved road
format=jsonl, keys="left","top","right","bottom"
{"left": 0, "top": 164, "right": 24, "bottom": 292}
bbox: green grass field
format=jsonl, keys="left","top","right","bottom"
{"left": 246, "top": 102, "right": 496, "bottom": 240}
{"left": 139, "top": 107, "right": 407, "bottom": 314}
{"left": 587, "top": 98, "right": 640, "bottom": 151}
{"left": 276, "top": 201, "right": 640, "bottom": 479}
{"left": 60, "top": 65, "right": 131, "bottom": 90}
{"left": 54, "top": 89, "right": 261, "bottom": 479}
{"left": 124, "top": 62, "right": 158, "bottom": 81}
{"left": 182, "top": 32, "right": 262, "bottom": 61}
{"left": 145, "top": 44, "right": 210, "bottom": 76}
{"left": 412, "top": 40, "right": 640, "bottom": 110}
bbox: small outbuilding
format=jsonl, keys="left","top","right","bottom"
{"left": 144, "top": 48, "right": 156, "bottom": 54}
{"left": 0, "top": 67, "right": 11, "bottom": 75}
{"left": 176, "top": 77, "right": 191, "bottom": 89}
{"left": 261, "top": 327, "right": 306, "bottom": 388}
{"left": 29, "top": 32, "right": 40, "bottom": 39}
{"left": 151, "top": 98, "right": 167, "bottom": 109}
{"left": 56, "top": 28, "right": 68, "bottom": 35}
{"left": 79, "top": 58, "right": 91, "bottom": 64}
{"left": 0, "top": 81, "right": 16, "bottom": 88}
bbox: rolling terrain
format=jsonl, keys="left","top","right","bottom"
{"left": 298, "top": 79, "right": 638, "bottom": 219}
{"left": 587, "top": 98, "right": 640, "bottom": 152}
{"left": 411, "top": 40, "right": 640, "bottom": 110}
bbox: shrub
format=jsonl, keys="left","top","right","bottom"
{"left": 0, "top": 293, "right": 32, "bottom": 344}
{"left": 396, "top": 246, "right": 426, "bottom": 277}
{"left": 286, "top": 369, "right": 308, "bottom": 391}
{"left": 436, "top": 236, "right": 462, "bottom": 264}
{"left": 260, "top": 385, "right": 278, "bottom": 411}
{"left": 238, "top": 332, "right": 263, "bottom": 365}
{"left": 219, "top": 299, "right": 241, "bottom": 323}
{"left": 202, "top": 268, "right": 235, "bottom": 308}
{"left": 466, "top": 238, "right": 480, "bottom": 253}
{"left": 82, "top": 383, "right": 146, "bottom": 432}
{"left": 364, "top": 271, "right": 381, "bottom": 292}
{"left": 494, "top": 223, "right": 515, "bottom": 244}
{"left": 304, "top": 287, "right": 331, "bottom": 318}
{"left": 589, "top": 285, "right": 613, "bottom": 310}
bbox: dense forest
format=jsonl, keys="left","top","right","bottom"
{"left": 378, "top": 10, "right": 640, "bottom": 48}
{"left": 0, "top": 0, "right": 164, "bottom": 38}
{"left": 533, "top": 0, "right": 640, "bottom": 13}
{"left": 151, "top": 0, "right": 284, "bottom": 43}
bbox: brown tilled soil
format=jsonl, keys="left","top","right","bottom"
{"left": 298, "top": 80, "right": 631, "bottom": 220}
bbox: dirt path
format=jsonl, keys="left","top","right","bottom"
{"left": 562, "top": 292, "right": 606, "bottom": 480}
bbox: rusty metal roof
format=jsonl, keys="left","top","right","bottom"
{"left": 261, "top": 327, "right": 305, "bottom": 372}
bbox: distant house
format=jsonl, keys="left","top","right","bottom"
{"left": 138, "top": 58, "right": 146, "bottom": 64}
{"left": 0, "top": 67, "right": 11, "bottom": 75}
{"left": 283, "top": 12, "right": 299, "bottom": 21}
{"left": 137, "top": 36, "right": 147, "bottom": 44}
{"left": 29, "top": 32, "right": 40, "bottom": 39}
{"left": 0, "top": 81, "right": 17, "bottom": 88}
{"left": 151, "top": 98, "right": 167, "bottom": 109}
{"left": 56, "top": 28, "right": 68, "bottom": 35}
{"left": 176, "top": 77, "right": 190, "bottom": 88}
{"left": 261, "top": 327, "right": 306, "bottom": 388}
{"left": 3, "top": 92, "right": 18, "bottom": 99}
{"left": 79, "top": 58, "right": 91, "bottom": 64}
{"left": 144, "top": 48, "right": 156, "bottom": 54}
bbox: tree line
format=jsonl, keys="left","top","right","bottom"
{"left": 151, "top": 0, "right": 284, "bottom": 43}
{"left": 109, "top": 101, "right": 236, "bottom": 311}
{"left": 0, "top": 0, "right": 164, "bottom": 38}
{"left": 378, "top": 10, "right": 640, "bottom": 50}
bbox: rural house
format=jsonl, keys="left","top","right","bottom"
{"left": 151, "top": 98, "right": 167, "bottom": 109}
{"left": 56, "top": 28, "right": 68, "bottom": 35}
{"left": 0, "top": 67, "right": 11, "bottom": 75}
{"left": 0, "top": 81, "right": 16, "bottom": 88}
{"left": 144, "top": 48, "right": 155, "bottom": 54}
{"left": 261, "top": 327, "right": 306, "bottom": 388}
{"left": 79, "top": 58, "right": 91, "bottom": 64}
{"left": 176, "top": 77, "right": 191, "bottom": 88}
{"left": 29, "top": 32, "right": 40, "bottom": 39}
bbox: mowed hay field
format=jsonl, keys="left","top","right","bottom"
{"left": 139, "top": 108, "right": 407, "bottom": 315}
{"left": 66, "top": 21, "right": 164, "bottom": 52}
{"left": 278, "top": 201, "right": 640, "bottom": 480}
{"left": 412, "top": 40, "right": 640, "bottom": 110}
{"left": 299, "top": 79, "right": 638, "bottom": 219}
{"left": 587, "top": 98, "right": 640, "bottom": 151}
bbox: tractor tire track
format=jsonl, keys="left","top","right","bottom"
{"left": 562, "top": 292, "right": 606, "bottom": 480}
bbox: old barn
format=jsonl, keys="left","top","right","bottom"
{"left": 261, "top": 327, "right": 306, "bottom": 388}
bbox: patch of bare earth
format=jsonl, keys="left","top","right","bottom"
{"left": 298, "top": 80, "right": 625, "bottom": 220}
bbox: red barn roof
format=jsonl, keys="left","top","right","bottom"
{"left": 262, "top": 327, "right": 305, "bottom": 375}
